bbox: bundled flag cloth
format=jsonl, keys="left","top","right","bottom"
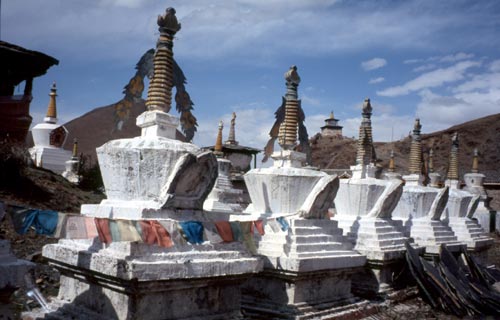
{"left": 8, "top": 206, "right": 58, "bottom": 235}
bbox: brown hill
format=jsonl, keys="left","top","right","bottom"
{"left": 61, "top": 100, "right": 186, "bottom": 163}
{"left": 63, "top": 100, "right": 145, "bottom": 163}
{"left": 311, "top": 112, "right": 500, "bottom": 182}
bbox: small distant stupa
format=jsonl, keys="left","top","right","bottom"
{"left": 29, "top": 83, "right": 72, "bottom": 174}
{"left": 320, "top": 111, "right": 343, "bottom": 138}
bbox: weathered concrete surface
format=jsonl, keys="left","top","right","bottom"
{"left": 96, "top": 136, "right": 218, "bottom": 212}
{"left": 333, "top": 177, "right": 387, "bottom": 237}
{"left": 41, "top": 238, "right": 262, "bottom": 320}
{"left": 242, "top": 219, "right": 367, "bottom": 319}
{"left": 203, "top": 157, "right": 245, "bottom": 214}
{"left": 444, "top": 188, "right": 493, "bottom": 250}
{"left": 243, "top": 167, "right": 328, "bottom": 217}
{"left": 334, "top": 178, "right": 424, "bottom": 296}
{"left": 242, "top": 164, "right": 367, "bottom": 319}
{"left": 464, "top": 172, "right": 496, "bottom": 232}
{"left": 392, "top": 186, "right": 465, "bottom": 254}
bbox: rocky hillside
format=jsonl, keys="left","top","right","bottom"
{"left": 310, "top": 112, "right": 500, "bottom": 183}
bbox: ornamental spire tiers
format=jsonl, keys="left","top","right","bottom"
{"left": 351, "top": 98, "right": 377, "bottom": 178}
{"left": 428, "top": 148, "right": 442, "bottom": 188}
{"left": 145, "top": 7, "right": 180, "bottom": 113}
{"left": 408, "top": 118, "right": 422, "bottom": 174}
{"left": 214, "top": 120, "right": 224, "bottom": 156}
{"left": 72, "top": 138, "right": 78, "bottom": 158}
{"left": 278, "top": 65, "right": 301, "bottom": 150}
{"left": 45, "top": 82, "right": 58, "bottom": 123}
{"left": 62, "top": 138, "right": 80, "bottom": 184}
{"left": 445, "top": 132, "right": 460, "bottom": 189}
{"left": 137, "top": 7, "right": 182, "bottom": 138}
{"left": 428, "top": 148, "right": 434, "bottom": 173}
{"left": 355, "top": 98, "right": 376, "bottom": 167}
{"left": 471, "top": 148, "right": 479, "bottom": 173}
{"left": 388, "top": 150, "right": 395, "bottom": 173}
{"left": 384, "top": 149, "right": 402, "bottom": 181}
{"left": 225, "top": 112, "right": 238, "bottom": 145}
{"left": 403, "top": 119, "right": 425, "bottom": 186}
{"left": 447, "top": 132, "right": 459, "bottom": 180}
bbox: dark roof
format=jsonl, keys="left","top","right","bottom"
{"left": 0, "top": 40, "right": 59, "bottom": 86}
{"left": 321, "top": 124, "right": 343, "bottom": 130}
{"left": 203, "top": 144, "right": 261, "bottom": 155}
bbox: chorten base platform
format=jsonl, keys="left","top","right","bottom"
{"left": 351, "top": 218, "right": 423, "bottom": 297}
{"left": 34, "top": 238, "right": 262, "bottom": 320}
{"left": 242, "top": 218, "right": 367, "bottom": 319}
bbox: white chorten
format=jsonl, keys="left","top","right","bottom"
{"left": 29, "top": 83, "right": 71, "bottom": 174}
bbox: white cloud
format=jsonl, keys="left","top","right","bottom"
{"left": 404, "top": 59, "right": 422, "bottom": 64}
{"left": 414, "top": 67, "right": 500, "bottom": 132}
{"left": 361, "top": 58, "right": 387, "bottom": 71}
{"left": 5, "top": 1, "right": 497, "bottom": 65}
{"left": 369, "top": 77, "right": 385, "bottom": 84}
{"left": 489, "top": 60, "right": 500, "bottom": 72}
{"left": 377, "top": 60, "right": 481, "bottom": 97}
{"left": 98, "top": 0, "right": 148, "bottom": 8}
{"left": 301, "top": 94, "right": 322, "bottom": 107}
{"left": 435, "top": 52, "right": 474, "bottom": 63}
{"left": 413, "top": 64, "right": 436, "bottom": 73}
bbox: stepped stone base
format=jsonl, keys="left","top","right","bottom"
{"left": 243, "top": 218, "right": 366, "bottom": 318}
{"left": 405, "top": 219, "right": 465, "bottom": 255}
{"left": 29, "top": 147, "right": 72, "bottom": 174}
{"left": 37, "top": 238, "right": 262, "bottom": 320}
{"left": 256, "top": 219, "right": 366, "bottom": 271}
{"left": 447, "top": 217, "right": 493, "bottom": 250}
{"left": 350, "top": 218, "right": 422, "bottom": 296}
{"left": 333, "top": 215, "right": 359, "bottom": 242}
{"left": 353, "top": 218, "right": 409, "bottom": 261}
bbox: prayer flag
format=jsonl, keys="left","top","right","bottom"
{"left": 214, "top": 221, "right": 234, "bottom": 242}
{"left": 179, "top": 221, "right": 204, "bottom": 244}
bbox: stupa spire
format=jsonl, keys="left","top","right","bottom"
{"left": 45, "top": 82, "right": 58, "bottom": 123}
{"left": 225, "top": 112, "right": 238, "bottom": 145}
{"left": 388, "top": 150, "right": 395, "bottom": 173}
{"left": 278, "top": 66, "right": 300, "bottom": 150}
{"left": 471, "top": 148, "right": 479, "bottom": 173}
{"left": 428, "top": 148, "right": 434, "bottom": 173}
{"left": 145, "top": 7, "right": 181, "bottom": 113}
{"left": 214, "top": 120, "right": 224, "bottom": 156}
{"left": 447, "top": 132, "right": 459, "bottom": 180}
{"left": 329, "top": 111, "right": 334, "bottom": 119}
{"left": 355, "top": 98, "right": 376, "bottom": 166}
{"left": 408, "top": 118, "right": 422, "bottom": 174}
{"left": 72, "top": 138, "right": 78, "bottom": 158}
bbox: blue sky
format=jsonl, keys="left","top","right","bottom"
{"left": 3, "top": 0, "right": 500, "bottom": 152}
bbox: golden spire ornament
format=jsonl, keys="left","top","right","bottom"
{"left": 45, "top": 82, "right": 58, "bottom": 123}
{"left": 214, "top": 120, "right": 224, "bottom": 156}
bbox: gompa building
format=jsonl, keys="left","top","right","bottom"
{"left": 320, "top": 111, "right": 343, "bottom": 137}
